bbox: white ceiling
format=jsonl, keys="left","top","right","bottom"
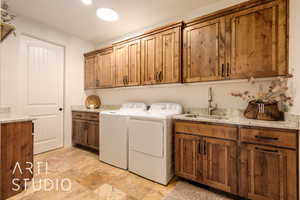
{"left": 8, "top": 0, "right": 221, "bottom": 44}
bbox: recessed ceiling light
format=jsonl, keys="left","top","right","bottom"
{"left": 96, "top": 8, "right": 119, "bottom": 22}
{"left": 81, "top": 0, "right": 92, "bottom": 5}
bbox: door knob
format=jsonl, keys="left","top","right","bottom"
{"left": 59, "top": 108, "right": 63, "bottom": 111}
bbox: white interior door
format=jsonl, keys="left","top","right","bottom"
{"left": 21, "top": 35, "right": 64, "bottom": 154}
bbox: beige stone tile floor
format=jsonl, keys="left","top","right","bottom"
{"left": 9, "top": 147, "right": 176, "bottom": 200}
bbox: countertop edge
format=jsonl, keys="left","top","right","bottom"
{"left": 173, "top": 116, "right": 300, "bottom": 131}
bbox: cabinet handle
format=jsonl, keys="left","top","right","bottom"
{"left": 221, "top": 64, "right": 225, "bottom": 77}
{"left": 255, "top": 147, "right": 279, "bottom": 153}
{"left": 227, "top": 63, "right": 230, "bottom": 77}
{"left": 155, "top": 72, "right": 159, "bottom": 81}
{"left": 123, "top": 76, "right": 125, "bottom": 85}
{"left": 159, "top": 71, "right": 163, "bottom": 82}
{"left": 255, "top": 135, "right": 279, "bottom": 141}
{"left": 126, "top": 76, "right": 129, "bottom": 85}
{"left": 203, "top": 140, "right": 207, "bottom": 155}
{"left": 198, "top": 140, "right": 202, "bottom": 154}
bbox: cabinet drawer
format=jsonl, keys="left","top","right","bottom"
{"left": 240, "top": 128, "right": 297, "bottom": 149}
{"left": 72, "top": 111, "right": 99, "bottom": 122}
{"left": 175, "top": 121, "right": 238, "bottom": 141}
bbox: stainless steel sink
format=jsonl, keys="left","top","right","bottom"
{"left": 184, "top": 114, "right": 229, "bottom": 120}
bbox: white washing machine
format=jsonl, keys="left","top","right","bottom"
{"left": 99, "top": 103, "right": 148, "bottom": 169}
{"left": 128, "top": 103, "right": 183, "bottom": 185}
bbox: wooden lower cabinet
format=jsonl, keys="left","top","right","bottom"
{"left": 72, "top": 112, "right": 99, "bottom": 150}
{"left": 175, "top": 133, "right": 238, "bottom": 194}
{"left": 175, "top": 121, "right": 298, "bottom": 200}
{"left": 175, "top": 134, "right": 199, "bottom": 180}
{"left": 202, "top": 138, "right": 237, "bottom": 194}
{"left": 239, "top": 144, "right": 297, "bottom": 200}
{"left": 1, "top": 121, "right": 34, "bottom": 200}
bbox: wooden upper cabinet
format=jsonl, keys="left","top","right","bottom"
{"left": 202, "top": 138, "right": 237, "bottom": 194}
{"left": 114, "top": 44, "right": 128, "bottom": 87}
{"left": 183, "top": 17, "right": 225, "bottom": 82}
{"left": 127, "top": 40, "right": 141, "bottom": 86}
{"left": 141, "top": 22, "right": 182, "bottom": 85}
{"left": 114, "top": 40, "right": 141, "bottom": 87}
{"left": 226, "top": 1, "right": 288, "bottom": 79}
{"left": 84, "top": 55, "right": 96, "bottom": 89}
{"left": 95, "top": 47, "right": 115, "bottom": 88}
{"left": 141, "top": 34, "right": 161, "bottom": 85}
{"left": 239, "top": 144, "right": 297, "bottom": 200}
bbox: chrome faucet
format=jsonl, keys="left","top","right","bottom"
{"left": 208, "top": 87, "right": 217, "bottom": 115}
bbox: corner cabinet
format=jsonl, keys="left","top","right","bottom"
{"left": 174, "top": 121, "right": 298, "bottom": 200}
{"left": 141, "top": 22, "right": 182, "bottom": 85}
{"left": 84, "top": 55, "right": 96, "bottom": 89}
{"left": 84, "top": 47, "right": 115, "bottom": 89}
{"left": 183, "top": 0, "right": 288, "bottom": 82}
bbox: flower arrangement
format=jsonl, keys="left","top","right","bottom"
{"left": 231, "top": 77, "right": 293, "bottom": 108}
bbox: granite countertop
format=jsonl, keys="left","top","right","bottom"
{"left": 0, "top": 113, "right": 35, "bottom": 124}
{"left": 71, "top": 105, "right": 120, "bottom": 113}
{"left": 174, "top": 109, "right": 300, "bottom": 130}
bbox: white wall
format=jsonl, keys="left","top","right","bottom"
{"left": 0, "top": 17, "right": 94, "bottom": 147}
{"left": 93, "top": 0, "right": 299, "bottom": 114}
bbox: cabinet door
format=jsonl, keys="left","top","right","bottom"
{"left": 127, "top": 40, "right": 141, "bottom": 86}
{"left": 114, "top": 44, "right": 128, "bottom": 87}
{"left": 86, "top": 121, "right": 99, "bottom": 150}
{"left": 1, "top": 122, "right": 33, "bottom": 199}
{"left": 239, "top": 144, "right": 297, "bottom": 200}
{"left": 183, "top": 17, "right": 225, "bottom": 82}
{"left": 84, "top": 55, "right": 96, "bottom": 89}
{"left": 141, "top": 34, "right": 162, "bottom": 85}
{"left": 202, "top": 138, "right": 237, "bottom": 194}
{"left": 72, "top": 120, "right": 87, "bottom": 145}
{"left": 95, "top": 49, "right": 115, "bottom": 88}
{"left": 161, "top": 27, "right": 181, "bottom": 83}
{"left": 175, "top": 133, "right": 201, "bottom": 180}
{"left": 226, "top": 2, "right": 287, "bottom": 79}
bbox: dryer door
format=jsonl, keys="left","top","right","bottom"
{"left": 129, "top": 119, "right": 164, "bottom": 157}
{"left": 128, "top": 118, "right": 167, "bottom": 184}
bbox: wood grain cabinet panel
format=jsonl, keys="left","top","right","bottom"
{"left": 239, "top": 144, "right": 297, "bottom": 200}
{"left": 183, "top": 17, "right": 225, "bottom": 82}
{"left": 175, "top": 133, "right": 199, "bottom": 180}
{"left": 86, "top": 121, "right": 99, "bottom": 149}
{"left": 161, "top": 27, "right": 181, "bottom": 83}
{"left": 1, "top": 122, "right": 34, "bottom": 200}
{"left": 95, "top": 48, "right": 115, "bottom": 88}
{"left": 114, "top": 40, "right": 141, "bottom": 87}
{"left": 84, "top": 55, "right": 96, "bottom": 89}
{"left": 202, "top": 138, "right": 237, "bottom": 194}
{"left": 114, "top": 44, "right": 129, "bottom": 87}
{"left": 141, "top": 34, "right": 161, "bottom": 85}
{"left": 226, "top": 1, "right": 287, "bottom": 79}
